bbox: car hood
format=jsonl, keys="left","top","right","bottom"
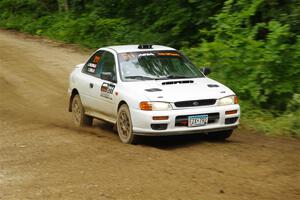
{"left": 123, "top": 78, "right": 235, "bottom": 102}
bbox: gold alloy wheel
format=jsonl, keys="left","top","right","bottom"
{"left": 117, "top": 104, "right": 138, "bottom": 144}
{"left": 72, "top": 94, "right": 93, "bottom": 127}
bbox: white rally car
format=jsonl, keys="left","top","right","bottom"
{"left": 68, "top": 45, "right": 240, "bottom": 144}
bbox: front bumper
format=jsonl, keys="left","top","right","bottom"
{"left": 130, "top": 104, "right": 240, "bottom": 136}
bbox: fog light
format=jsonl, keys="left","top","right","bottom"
{"left": 151, "top": 124, "right": 168, "bottom": 130}
{"left": 152, "top": 116, "right": 169, "bottom": 120}
{"left": 225, "top": 110, "right": 238, "bottom": 115}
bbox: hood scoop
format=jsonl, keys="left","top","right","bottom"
{"left": 162, "top": 80, "right": 194, "bottom": 85}
{"left": 207, "top": 84, "right": 219, "bottom": 88}
{"left": 145, "top": 88, "right": 163, "bottom": 92}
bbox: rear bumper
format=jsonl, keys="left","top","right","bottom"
{"left": 131, "top": 104, "right": 240, "bottom": 136}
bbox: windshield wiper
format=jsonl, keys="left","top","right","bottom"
{"left": 125, "top": 75, "right": 155, "bottom": 80}
{"left": 156, "top": 75, "right": 190, "bottom": 80}
{"left": 167, "top": 75, "right": 189, "bottom": 79}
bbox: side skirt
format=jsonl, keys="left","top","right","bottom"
{"left": 85, "top": 110, "right": 117, "bottom": 124}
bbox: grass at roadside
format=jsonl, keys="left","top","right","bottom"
{"left": 240, "top": 101, "right": 300, "bottom": 136}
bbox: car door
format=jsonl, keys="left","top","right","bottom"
{"left": 77, "top": 50, "right": 104, "bottom": 110}
{"left": 88, "top": 51, "right": 117, "bottom": 119}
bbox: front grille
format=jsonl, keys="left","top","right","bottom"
{"left": 174, "top": 99, "right": 216, "bottom": 107}
{"left": 175, "top": 113, "right": 219, "bottom": 127}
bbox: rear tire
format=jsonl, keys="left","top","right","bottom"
{"left": 207, "top": 130, "right": 233, "bottom": 140}
{"left": 117, "top": 104, "right": 138, "bottom": 144}
{"left": 72, "top": 94, "right": 93, "bottom": 127}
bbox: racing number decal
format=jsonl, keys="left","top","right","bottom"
{"left": 93, "top": 55, "right": 101, "bottom": 64}
{"left": 86, "top": 55, "right": 101, "bottom": 74}
{"left": 100, "top": 82, "right": 115, "bottom": 100}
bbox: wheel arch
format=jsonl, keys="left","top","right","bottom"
{"left": 117, "top": 100, "right": 128, "bottom": 112}
{"left": 69, "top": 88, "right": 79, "bottom": 112}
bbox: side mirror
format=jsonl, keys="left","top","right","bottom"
{"left": 101, "top": 72, "right": 113, "bottom": 82}
{"left": 200, "top": 67, "right": 211, "bottom": 75}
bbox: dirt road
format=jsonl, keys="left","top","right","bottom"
{"left": 0, "top": 29, "right": 299, "bottom": 200}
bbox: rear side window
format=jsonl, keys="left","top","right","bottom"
{"left": 82, "top": 51, "right": 117, "bottom": 83}
{"left": 82, "top": 51, "right": 103, "bottom": 75}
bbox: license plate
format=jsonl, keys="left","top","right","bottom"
{"left": 188, "top": 115, "right": 208, "bottom": 127}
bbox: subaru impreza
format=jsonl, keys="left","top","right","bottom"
{"left": 68, "top": 45, "right": 240, "bottom": 144}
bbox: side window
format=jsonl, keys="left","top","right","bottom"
{"left": 96, "top": 52, "right": 117, "bottom": 83}
{"left": 82, "top": 51, "right": 103, "bottom": 75}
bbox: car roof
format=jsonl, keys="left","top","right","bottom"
{"left": 101, "top": 45, "right": 176, "bottom": 53}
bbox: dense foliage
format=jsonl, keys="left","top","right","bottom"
{"left": 0, "top": 0, "right": 299, "bottom": 135}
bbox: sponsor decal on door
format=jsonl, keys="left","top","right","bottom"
{"left": 100, "top": 82, "right": 115, "bottom": 100}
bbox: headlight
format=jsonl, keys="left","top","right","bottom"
{"left": 140, "top": 101, "right": 172, "bottom": 111}
{"left": 218, "top": 95, "right": 238, "bottom": 106}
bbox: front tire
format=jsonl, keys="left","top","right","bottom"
{"left": 71, "top": 94, "right": 93, "bottom": 127}
{"left": 207, "top": 130, "right": 233, "bottom": 140}
{"left": 117, "top": 104, "right": 138, "bottom": 144}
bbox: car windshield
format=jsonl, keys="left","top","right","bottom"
{"left": 118, "top": 51, "right": 204, "bottom": 81}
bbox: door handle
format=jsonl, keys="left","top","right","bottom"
{"left": 89, "top": 83, "right": 94, "bottom": 88}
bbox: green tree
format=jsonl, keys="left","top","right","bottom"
{"left": 186, "top": 0, "right": 300, "bottom": 111}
